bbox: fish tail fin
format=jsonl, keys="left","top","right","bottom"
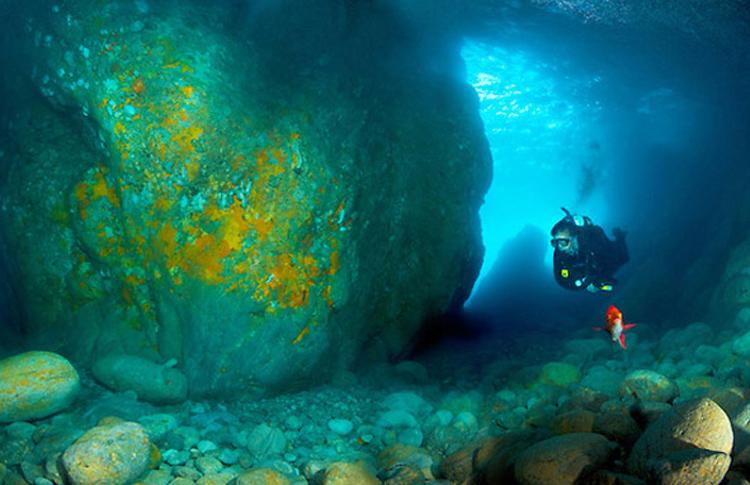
{"left": 623, "top": 323, "right": 637, "bottom": 330}
{"left": 619, "top": 333, "right": 627, "bottom": 350}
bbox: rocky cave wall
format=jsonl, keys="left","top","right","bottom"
{"left": 0, "top": 0, "right": 491, "bottom": 397}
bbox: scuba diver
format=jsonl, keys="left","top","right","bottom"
{"left": 550, "top": 207, "right": 629, "bottom": 293}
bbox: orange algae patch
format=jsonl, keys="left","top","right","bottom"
{"left": 157, "top": 223, "right": 178, "bottom": 258}
{"left": 185, "top": 160, "right": 200, "bottom": 181}
{"left": 182, "top": 233, "right": 230, "bottom": 284}
{"left": 132, "top": 78, "right": 145, "bottom": 95}
{"left": 291, "top": 325, "right": 310, "bottom": 345}
{"left": 171, "top": 125, "right": 204, "bottom": 155}
{"left": 328, "top": 251, "right": 340, "bottom": 275}
{"left": 74, "top": 183, "right": 90, "bottom": 220}
{"left": 261, "top": 254, "right": 319, "bottom": 308}
{"left": 114, "top": 121, "right": 126, "bottom": 135}
{"left": 90, "top": 171, "right": 120, "bottom": 207}
{"left": 181, "top": 85, "right": 194, "bottom": 98}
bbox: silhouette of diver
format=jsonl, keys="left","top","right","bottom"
{"left": 550, "top": 207, "right": 629, "bottom": 293}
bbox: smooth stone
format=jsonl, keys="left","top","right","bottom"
{"left": 629, "top": 400, "right": 672, "bottom": 428}
{"left": 197, "top": 440, "right": 219, "bottom": 454}
{"left": 61, "top": 421, "right": 151, "bottom": 485}
{"left": 538, "top": 362, "right": 582, "bottom": 388}
{"left": 376, "top": 410, "right": 419, "bottom": 429}
{"left": 196, "top": 472, "right": 235, "bottom": 485}
{"left": 382, "top": 391, "right": 432, "bottom": 416}
{"left": 592, "top": 408, "right": 641, "bottom": 446}
{"left": 5, "top": 422, "right": 36, "bottom": 441}
{"left": 628, "top": 398, "right": 732, "bottom": 483}
{"left": 0, "top": 351, "right": 80, "bottom": 423}
{"left": 246, "top": 423, "right": 287, "bottom": 458}
{"left": 218, "top": 448, "right": 240, "bottom": 465}
{"left": 229, "top": 468, "right": 291, "bottom": 485}
{"left": 174, "top": 426, "right": 200, "bottom": 448}
{"left": 580, "top": 366, "right": 621, "bottom": 396}
{"left": 139, "top": 414, "right": 179, "bottom": 443}
{"left": 195, "top": 456, "right": 224, "bottom": 475}
{"left": 551, "top": 409, "right": 595, "bottom": 434}
{"left": 323, "top": 461, "right": 379, "bottom": 485}
{"left": 164, "top": 449, "right": 190, "bottom": 466}
{"left": 327, "top": 419, "right": 353, "bottom": 435}
{"left": 514, "top": 433, "right": 617, "bottom": 485}
{"left": 397, "top": 428, "right": 423, "bottom": 447}
{"left": 284, "top": 416, "right": 303, "bottom": 431}
{"left": 141, "top": 469, "right": 172, "bottom": 485}
{"left": 620, "top": 369, "right": 679, "bottom": 403}
{"left": 92, "top": 355, "right": 187, "bottom": 404}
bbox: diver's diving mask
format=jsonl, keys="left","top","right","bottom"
{"left": 550, "top": 237, "right": 572, "bottom": 250}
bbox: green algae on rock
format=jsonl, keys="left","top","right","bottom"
{"left": 0, "top": 351, "right": 80, "bottom": 424}
{"left": 1, "top": 0, "right": 490, "bottom": 397}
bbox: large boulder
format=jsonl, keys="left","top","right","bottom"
{"left": 628, "top": 398, "right": 732, "bottom": 484}
{"left": 0, "top": 351, "right": 80, "bottom": 423}
{"left": 0, "top": 0, "right": 490, "bottom": 397}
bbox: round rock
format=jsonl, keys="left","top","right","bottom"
{"left": 61, "top": 421, "right": 152, "bottom": 485}
{"left": 628, "top": 398, "right": 732, "bottom": 484}
{"left": 514, "top": 432, "right": 617, "bottom": 485}
{"left": 0, "top": 351, "right": 80, "bottom": 423}
{"left": 229, "top": 468, "right": 291, "bottom": 485}
{"left": 620, "top": 369, "right": 679, "bottom": 403}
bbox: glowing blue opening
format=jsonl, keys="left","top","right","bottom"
{"left": 462, "top": 40, "right": 610, "bottom": 302}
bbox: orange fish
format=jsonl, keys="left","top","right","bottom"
{"left": 594, "top": 305, "right": 637, "bottom": 350}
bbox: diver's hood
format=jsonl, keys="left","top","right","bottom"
{"left": 551, "top": 207, "right": 592, "bottom": 235}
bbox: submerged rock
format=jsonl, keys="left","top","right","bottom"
{"left": 92, "top": 355, "right": 187, "bottom": 404}
{"left": 620, "top": 369, "right": 679, "bottom": 403}
{"left": 3, "top": 0, "right": 490, "bottom": 398}
{"left": 0, "top": 351, "right": 80, "bottom": 423}
{"left": 538, "top": 362, "right": 582, "bottom": 388}
{"left": 513, "top": 432, "right": 617, "bottom": 485}
{"left": 628, "top": 398, "right": 732, "bottom": 484}
{"left": 61, "top": 421, "right": 153, "bottom": 485}
{"left": 323, "top": 461, "right": 380, "bottom": 485}
{"left": 229, "top": 468, "right": 291, "bottom": 485}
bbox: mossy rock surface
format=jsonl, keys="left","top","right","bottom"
{"left": 1, "top": 0, "right": 490, "bottom": 397}
{"left": 0, "top": 351, "right": 80, "bottom": 423}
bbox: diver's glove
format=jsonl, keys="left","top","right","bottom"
{"left": 586, "top": 276, "right": 614, "bottom": 293}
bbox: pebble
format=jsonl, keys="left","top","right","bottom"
{"left": 195, "top": 456, "right": 224, "bottom": 475}
{"left": 247, "top": 423, "right": 287, "bottom": 458}
{"left": 218, "top": 448, "right": 240, "bottom": 465}
{"left": 376, "top": 410, "right": 418, "bottom": 429}
{"left": 327, "top": 419, "right": 353, "bottom": 435}
{"left": 197, "top": 440, "right": 218, "bottom": 454}
{"left": 284, "top": 416, "right": 303, "bottom": 431}
{"left": 620, "top": 369, "right": 680, "bottom": 403}
{"left": 164, "top": 449, "right": 191, "bottom": 466}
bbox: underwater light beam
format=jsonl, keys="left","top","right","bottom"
{"left": 461, "top": 40, "right": 609, "bottom": 304}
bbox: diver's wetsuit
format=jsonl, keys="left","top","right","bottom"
{"left": 554, "top": 224, "right": 629, "bottom": 291}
